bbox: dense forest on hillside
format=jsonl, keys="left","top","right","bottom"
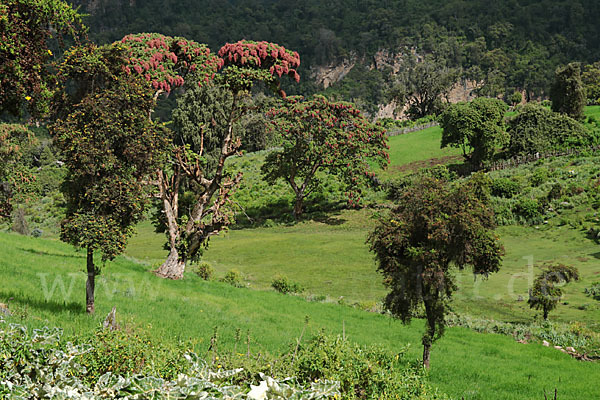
{"left": 74, "top": 0, "right": 600, "bottom": 110}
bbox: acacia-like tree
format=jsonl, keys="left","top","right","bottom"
{"left": 367, "top": 175, "right": 504, "bottom": 368}
{"left": 261, "top": 95, "right": 389, "bottom": 219}
{"left": 0, "top": 0, "right": 84, "bottom": 118}
{"left": 389, "top": 55, "right": 458, "bottom": 119}
{"left": 440, "top": 97, "right": 508, "bottom": 169}
{"left": 528, "top": 264, "right": 579, "bottom": 320}
{"left": 51, "top": 44, "right": 169, "bottom": 313}
{"left": 550, "top": 63, "right": 586, "bottom": 120}
{"left": 152, "top": 39, "right": 301, "bottom": 279}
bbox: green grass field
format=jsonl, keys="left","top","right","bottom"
{"left": 381, "top": 126, "right": 463, "bottom": 177}
{"left": 1, "top": 232, "right": 599, "bottom": 400}
{"left": 125, "top": 206, "right": 600, "bottom": 325}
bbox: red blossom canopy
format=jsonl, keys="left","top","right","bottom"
{"left": 117, "top": 33, "right": 221, "bottom": 93}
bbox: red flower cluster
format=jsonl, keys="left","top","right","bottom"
{"left": 218, "top": 40, "right": 300, "bottom": 83}
{"left": 117, "top": 33, "right": 220, "bottom": 94}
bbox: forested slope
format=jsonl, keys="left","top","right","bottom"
{"left": 74, "top": 0, "right": 600, "bottom": 106}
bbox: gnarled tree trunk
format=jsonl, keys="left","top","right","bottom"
{"left": 155, "top": 247, "right": 186, "bottom": 279}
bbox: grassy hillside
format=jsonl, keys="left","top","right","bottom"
{"left": 382, "top": 127, "right": 463, "bottom": 177}
{"left": 1, "top": 232, "right": 599, "bottom": 399}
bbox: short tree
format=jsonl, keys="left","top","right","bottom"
{"left": 153, "top": 40, "right": 301, "bottom": 279}
{"left": 261, "top": 95, "right": 389, "bottom": 219}
{"left": 550, "top": 63, "right": 586, "bottom": 120}
{"left": 508, "top": 91, "right": 522, "bottom": 107}
{"left": 440, "top": 97, "right": 509, "bottom": 169}
{"left": 51, "top": 44, "right": 169, "bottom": 313}
{"left": 368, "top": 175, "right": 504, "bottom": 368}
{"left": 528, "top": 264, "right": 579, "bottom": 320}
{"left": 0, "top": 0, "right": 84, "bottom": 118}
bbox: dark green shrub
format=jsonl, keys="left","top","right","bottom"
{"left": 190, "top": 261, "right": 214, "bottom": 280}
{"left": 507, "top": 104, "right": 595, "bottom": 156}
{"left": 584, "top": 282, "right": 600, "bottom": 301}
{"left": 271, "top": 274, "right": 304, "bottom": 294}
{"left": 220, "top": 269, "right": 245, "bottom": 288}
{"left": 491, "top": 178, "right": 520, "bottom": 198}
{"left": 547, "top": 183, "right": 564, "bottom": 200}
{"left": 530, "top": 168, "right": 549, "bottom": 186}
{"left": 514, "top": 198, "right": 541, "bottom": 222}
{"left": 31, "top": 228, "right": 43, "bottom": 238}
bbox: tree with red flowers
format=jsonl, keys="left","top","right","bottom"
{"left": 0, "top": 0, "right": 84, "bottom": 118}
{"left": 153, "top": 39, "right": 301, "bottom": 279}
{"left": 261, "top": 95, "right": 389, "bottom": 219}
{"left": 117, "top": 33, "right": 222, "bottom": 101}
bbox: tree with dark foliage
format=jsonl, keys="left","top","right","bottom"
{"left": 368, "top": 174, "right": 504, "bottom": 368}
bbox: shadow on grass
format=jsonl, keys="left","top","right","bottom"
{"left": 17, "top": 247, "right": 84, "bottom": 259}
{"left": 0, "top": 290, "right": 84, "bottom": 314}
{"left": 590, "top": 252, "right": 600, "bottom": 259}
{"left": 233, "top": 197, "right": 347, "bottom": 228}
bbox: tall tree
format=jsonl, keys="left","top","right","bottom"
{"left": 0, "top": 0, "right": 84, "bottom": 118}
{"left": 153, "top": 40, "right": 301, "bottom": 279}
{"left": 261, "top": 95, "right": 389, "bottom": 219}
{"left": 51, "top": 44, "right": 169, "bottom": 313}
{"left": 550, "top": 62, "right": 586, "bottom": 120}
{"left": 528, "top": 264, "right": 579, "bottom": 320}
{"left": 368, "top": 175, "right": 504, "bottom": 368}
{"left": 440, "top": 97, "right": 508, "bottom": 169}
{"left": 389, "top": 55, "right": 458, "bottom": 119}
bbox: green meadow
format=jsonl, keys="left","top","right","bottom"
{"left": 1, "top": 232, "right": 599, "bottom": 399}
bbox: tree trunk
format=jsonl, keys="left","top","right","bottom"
{"left": 293, "top": 195, "right": 303, "bottom": 220}
{"left": 422, "top": 342, "right": 431, "bottom": 369}
{"left": 86, "top": 247, "right": 95, "bottom": 314}
{"left": 155, "top": 247, "right": 186, "bottom": 279}
{"left": 543, "top": 308, "right": 549, "bottom": 320}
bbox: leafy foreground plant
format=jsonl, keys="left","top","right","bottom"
{"left": 0, "top": 319, "right": 340, "bottom": 399}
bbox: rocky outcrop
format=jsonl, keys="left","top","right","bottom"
{"left": 310, "top": 56, "right": 356, "bottom": 89}
{"left": 446, "top": 79, "right": 482, "bottom": 104}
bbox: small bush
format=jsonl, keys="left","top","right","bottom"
{"left": 530, "top": 168, "right": 549, "bottom": 186}
{"left": 547, "top": 182, "right": 564, "bottom": 200}
{"left": 30, "top": 228, "right": 43, "bottom": 238}
{"left": 295, "top": 333, "right": 445, "bottom": 400}
{"left": 190, "top": 261, "right": 214, "bottom": 280}
{"left": 491, "top": 178, "right": 521, "bottom": 198}
{"left": 584, "top": 282, "right": 600, "bottom": 301}
{"left": 220, "top": 269, "right": 245, "bottom": 288}
{"left": 514, "top": 198, "right": 542, "bottom": 222}
{"left": 271, "top": 274, "right": 304, "bottom": 294}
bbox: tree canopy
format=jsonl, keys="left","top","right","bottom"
{"left": 528, "top": 264, "right": 579, "bottom": 320}
{"left": 261, "top": 95, "right": 389, "bottom": 218}
{"left": 0, "top": 0, "right": 84, "bottom": 118}
{"left": 440, "top": 97, "right": 509, "bottom": 168}
{"left": 550, "top": 63, "right": 586, "bottom": 120}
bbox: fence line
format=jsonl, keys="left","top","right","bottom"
{"left": 453, "top": 145, "right": 600, "bottom": 176}
{"left": 386, "top": 122, "right": 439, "bottom": 137}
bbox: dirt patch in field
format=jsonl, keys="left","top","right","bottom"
{"left": 390, "top": 155, "right": 464, "bottom": 174}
